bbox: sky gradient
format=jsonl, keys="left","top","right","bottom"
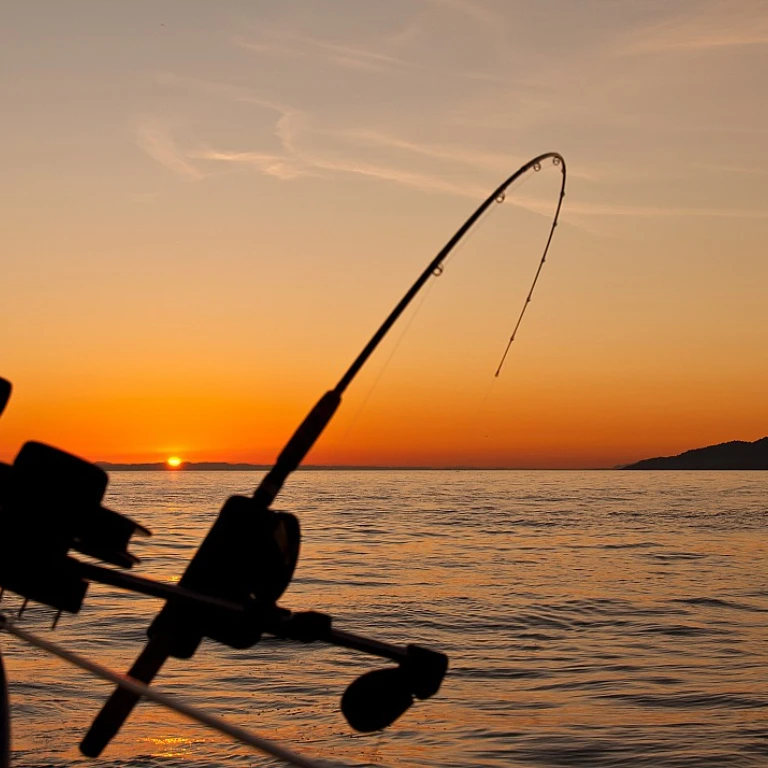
{"left": 2, "top": 1, "right": 767, "bottom": 468}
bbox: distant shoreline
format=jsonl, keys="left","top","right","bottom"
{"left": 97, "top": 436, "right": 768, "bottom": 471}
{"left": 96, "top": 462, "right": 588, "bottom": 471}
{"left": 96, "top": 462, "right": 768, "bottom": 472}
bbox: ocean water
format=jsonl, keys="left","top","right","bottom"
{"left": 2, "top": 470, "right": 767, "bottom": 768}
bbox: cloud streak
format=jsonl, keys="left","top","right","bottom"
{"left": 619, "top": 2, "right": 768, "bottom": 54}
{"left": 189, "top": 149, "right": 309, "bottom": 181}
{"left": 141, "top": 75, "right": 764, "bottom": 225}
{"left": 234, "top": 32, "right": 411, "bottom": 74}
{"left": 512, "top": 195, "right": 768, "bottom": 220}
{"left": 144, "top": 75, "right": 504, "bottom": 197}
{"left": 423, "top": 0, "right": 500, "bottom": 28}
{"left": 195, "top": 126, "right": 489, "bottom": 198}
{"left": 135, "top": 121, "right": 203, "bottom": 180}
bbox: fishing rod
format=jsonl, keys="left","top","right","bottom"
{"left": 81, "top": 150, "right": 566, "bottom": 755}
{"left": 255, "top": 151, "right": 566, "bottom": 509}
{"left": 0, "top": 152, "right": 566, "bottom": 765}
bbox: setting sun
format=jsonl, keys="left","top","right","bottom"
{"left": 166, "top": 456, "right": 183, "bottom": 468}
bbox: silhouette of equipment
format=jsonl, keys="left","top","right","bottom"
{"left": 0, "top": 376, "right": 448, "bottom": 759}
{"left": 0, "top": 380, "right": 9, "bottom": 418}
{"left": 1, "top": 154, "right": 567, "bottom": 761}
{"left": 0, "top": 440, "right": 149, "bottom": 614}
{"left": 80, "top": 387, "right": 446, "bottom": 756}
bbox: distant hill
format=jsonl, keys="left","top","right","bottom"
{"left": 623, "top": 437, "right": 768, "bottom": 470}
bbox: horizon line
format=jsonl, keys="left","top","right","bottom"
{"left": 96, "top": 460, "right": 619, "bottom": 471}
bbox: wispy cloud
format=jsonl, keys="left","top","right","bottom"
{"left": 153, "top": 72, "right": 291, "bottom": 112}
{"left": 135, "top": 121, "right": 203, "bottom": 180}
{"left": 513, "top": 196, "right": 768, "bottom": 220}
{"left": 340, "top": 129, "right": 524, "bottom": 172}
{"left": 140, "top": 70, "right": 599, "bottom": 217}
{"left": 341, "top": 130, "right": 599, "bottom": 182}
{"left": 619, "top": 3, "right": 768, "bottom": 54}
{"left": 234, "top": 31, "right": 410, "bottom": 74}
{"left": 294, "top": 153, "right": 488, "bottom": 198}
{"left": 628, "top": 29, "right": 768, "bottom": 54}
{"left": 423, "top": 0, "right": 499, "bottom": 28}
{"left": 694, "top": 162, "right": 768, "bottom": 176}
{"left": 145, "top": 64, "right": 764, "bottom": 224}
{"left": 188, "top": 149, "right": 309, "bottom": 181}
{"left": 148, "top": 75, "right": 504, "bottom": 196}
{"left": 196, "top": 120, "right": 489, "bottom": 198}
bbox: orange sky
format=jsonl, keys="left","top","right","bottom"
{"left": 2, "top": 2, "right": 767, "bottom": 468}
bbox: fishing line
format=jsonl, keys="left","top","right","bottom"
{"left": 326, "top": 163, "right": 560, "bottom": 456}
{"left": 453, "top": 163, "right": 565, "bottom": 445}
{"left": 421, "top": 165, "right": 542, "bottom": 292}
{"left": 494, "top": 156, "right": 564, "bottom": 377}
{"left": 333, "top": 155, "right": 566, "bottom": 402}
{"left": 344, "top": 186, "right": 501, "bottom": 421}
{"left": 329, "top": 276, "right": 440, "bottom": 453}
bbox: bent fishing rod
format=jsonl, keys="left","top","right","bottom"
{"left": 80, "top": 150, "right": 566, "bottom": 756}
{"left": 253, "top": 151, "right": 566, "bottom": 509}
{"left": 0, "top": 152, "right": 566, "bottom": 767}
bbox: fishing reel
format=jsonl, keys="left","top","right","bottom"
{"left": 0, "top": 380, "right": 149, "bottom": 617}
{"left": 0, "top": 376, "right": 448, "bottom": 759}
{"left": 80, "top": 489, "right": 447, "bottom": 755}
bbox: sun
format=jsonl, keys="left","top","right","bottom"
{"left": 166, "top": 456, "right": 183, "bottom": 468}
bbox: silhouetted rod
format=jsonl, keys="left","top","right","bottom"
{"left": 75, "top": 562, "right": 246, "bottom": 616}
{"left": 335, "top": 152, "right": 566, "bottom": 392}
{"left": 81, "top": 153, "right": 566, "bottom": 756}
{"left": 250, "top": 153, "right": 566, "bottom": 508}
{"left": 0, "top": 379, "right": 10, "bottom": 419}
{"left": 266, "top": 610, "right": 410, "bottom": 663}
{"left": 79, "top": 632, "right": 173, "bottom": 756}
{"left": 252, "top": 390, "right": 341, "bottom": 508}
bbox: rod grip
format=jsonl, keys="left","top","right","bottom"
{"left": 253, "top": 390, "right": 340, "bottom": 507}
{"left": 79, "top": 633, "right": 172, "bottom": 757}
